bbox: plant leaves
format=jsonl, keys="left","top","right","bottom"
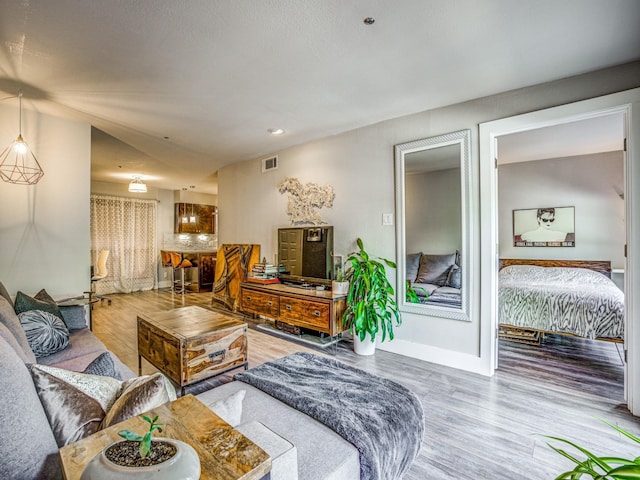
{"left": 118, "top": 430, "right": 143, "bottom": 442}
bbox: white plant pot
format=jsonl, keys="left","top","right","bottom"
{"left": 353, "top": 333, "right": 376, "bottom": 356}
{"left": 81, "top": 438, "right": 200, "bottom": 480}
{"left": 331, "top": 280, "right": 350, "bottom": 295}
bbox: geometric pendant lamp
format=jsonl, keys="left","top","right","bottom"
{"left": 0, "top": 90, "right": 44, "bottom": 185}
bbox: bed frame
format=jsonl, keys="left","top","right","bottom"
{"left": 498, "top": 258, "right": 616, "bottom": 344}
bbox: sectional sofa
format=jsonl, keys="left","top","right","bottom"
{"left": 0, "top": 287, "right": 360, "bottom": 480}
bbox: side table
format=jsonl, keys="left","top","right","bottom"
{"left": 59, "top": 394, "right": 271, "bottom": 480}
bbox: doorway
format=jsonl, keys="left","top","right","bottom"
{"left": 478, "top": 88, "right": 640, "bottom": 414}
{"left": 494, "top": 114, "right": 625, "bottom": 401}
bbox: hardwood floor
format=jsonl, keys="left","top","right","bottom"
{"left": 92, "top": 290, "right": 639, "bottom": 479}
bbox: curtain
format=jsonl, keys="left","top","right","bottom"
{"left": 90, "top": 194, "right": 157, "bottom": 294}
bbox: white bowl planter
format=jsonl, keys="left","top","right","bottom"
{"left": 81, "top": 438, "right": 200, "bottom": 480}
{"left": 353, "top": 334, "right": 376, "bottom": 356}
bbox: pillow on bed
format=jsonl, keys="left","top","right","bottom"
{"left": 416, "top": 253, "right": 457, "bottom": 286}
{"left": 406, "top": 253, "right": 422, "bottom": 282}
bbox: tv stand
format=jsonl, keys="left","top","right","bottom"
{"left": 239, "top": 282, "right": 347, "bottom": 336}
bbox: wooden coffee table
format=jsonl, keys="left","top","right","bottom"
{"left": 137, "top": 306, "right": 248, "bottom": 395}
{"left": 59, "top": 394, "right": 271, "bottom": 480}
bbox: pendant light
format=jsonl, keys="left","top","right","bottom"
{"left": 128, "top": 176, "right": 147, "bottom": 193}
{"left": 189, "top": 204, "right": 196, "bottom": 223}
{"left": 0, "top": 90, "right": 45, "bottom": 185}
{"left": 181, "top": 203, "right": 188, "bottom": 224}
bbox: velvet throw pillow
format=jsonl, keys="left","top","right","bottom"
{"left": 405, "top": 252, "right": 422, "bottom": 282}
{"left": 14, "top": 290, "right": 65, "bottom": 322}
{"left": 415, "top": 253, "right": 457, "bottom": 286}
{"left": 446, "top": 264, "right": 462, "bottom": 289}
{"left": 209, "top": 389, "right": 246, "bottom": 427}
{"left": 18, "top": 310, "right": 70, "bottom": 358}
{"left": 29, "top": 365, "right": 175, "bottom": 447}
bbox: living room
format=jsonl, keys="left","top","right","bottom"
{"left": 1, "top": 2, "right": 640, "bottom": 479}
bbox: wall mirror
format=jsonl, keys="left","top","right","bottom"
{"left": 395, "top": 129, "right": 471, "bottom": 321}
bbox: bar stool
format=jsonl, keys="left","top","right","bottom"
{"left": 160, "top": 250, "right": 174, "bottom": 290}
{"left": 170, "top": 252, "right": 193, "bottom": 294}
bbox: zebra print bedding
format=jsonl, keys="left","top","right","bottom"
{"left": 498, "top": 265, "right": 624, "bottom": 340}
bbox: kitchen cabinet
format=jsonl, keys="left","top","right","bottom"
{"left": 174, "top": 203, "right": 217, "bottom": 234}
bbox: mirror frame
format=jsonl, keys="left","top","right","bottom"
{"left": 394, "top": 129, "right": 472, "bottom": 322}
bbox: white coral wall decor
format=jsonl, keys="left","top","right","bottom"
{"left": 278, "top": 177, "right": 335, "bottom": 225}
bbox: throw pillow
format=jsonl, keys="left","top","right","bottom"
{"left": 101, "top": 373, "right": 174, "bottom": 428}
{"left": 29, "top": 365, "right": 122, "bottom": 447}
{"left": 14, "top": 290, "right": 65, "bottom": 322}
{"left": 415, "top": 252, "right": 457, "bottom": 286}
{"left": 446, "top": 264, "right": 462, "bottom": 289}
{"left": 18, "top": 310, "right": 70, "bottom": 358}
{"left": 83, "top": 352, "right": 123, "bottom": 380}
{"left": 29, "top": 365, "right": 175, "bottom": 447}
{"left": 209, "top": 389, "right": 246, "bottom": 427}
{"left": 405, "top": 252, "right": 422, "bottom": 282}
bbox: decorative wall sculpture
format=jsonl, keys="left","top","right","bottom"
{"left": 278, "top": 177, "right": 335, "bottom": 225}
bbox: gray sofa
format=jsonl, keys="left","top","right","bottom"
{"left": 0, "top": 291, "right": 359, "bottom": 480}
{"left": 407, "top": 251, "right": 462, "bottom": 308}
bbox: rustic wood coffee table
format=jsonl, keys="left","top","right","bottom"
{"left": 59, "top": 394, "right": 271, "bottom": 480}
{"left": 137, "top": 306, "right": 248, "bottom": 395}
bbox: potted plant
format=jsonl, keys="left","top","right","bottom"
{"left": 81, "top": 415, "right": 200, "bottom": 479}
{"left": 332, "top": 265, "right": 350, "bottom": 295}
{"left": 342, "top": 238, "right": 401, "bottom": 355}
{"left": 545, "top": 418, "right": 640, "bottom": 479}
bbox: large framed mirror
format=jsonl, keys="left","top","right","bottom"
{"left": 395, "top": 129, "right": 471, "bottom": 321}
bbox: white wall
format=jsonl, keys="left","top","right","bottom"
{"left": 218, "top": 61, "right": 640, "bottom": 369}
{"left": 498, "top": 152, "right": 625, "bottom": 267}
{"left": 0, "top": 103, "right": 90, "bottom": 297}
{"left": 406, "top": 168, "right": 461, "bottom": 255}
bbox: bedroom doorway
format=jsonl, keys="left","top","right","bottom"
{"left": 478, "top": 88, "right": 640, "bottom": 414}
{"left": 493, "top": 113, "right": 626, "bottom": 400}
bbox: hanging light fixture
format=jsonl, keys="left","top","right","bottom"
{"left": 128, "top": 176, "right": 147, "bottom": 193}
{"left": 181, "top": 203, "right": 188, "bottom": 224}
{"left": 189, "top": 203, "right": 196, "bottom": 223}
{"left": 0, "top": 90, "right": 45, "bottom": 185}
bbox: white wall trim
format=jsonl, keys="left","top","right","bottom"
{"left": 378, "top": 339, "right": 492, "bottom": 376}
{"left": 479, "top": 87, "right": 640, "bottom": 414}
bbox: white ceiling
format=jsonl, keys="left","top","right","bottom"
{"left": 0, "top": 0, "right": 638, "bottom": 193}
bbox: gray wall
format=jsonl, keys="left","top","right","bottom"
{"left": 405, "top": 168, "right": 461, "bottom": 255}
{"left": 498, "top": 152, "right": 624, "bottom": 268}
{"left": 218, "top": 61, "right": 640, "bottom": 361}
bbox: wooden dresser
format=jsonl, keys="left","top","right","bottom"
{"left": 240, "top": 283, "right": 347, "bottom": 336}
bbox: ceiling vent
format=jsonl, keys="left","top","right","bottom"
{"left": 261, "top": 155, "right": 278, "bottom": 173}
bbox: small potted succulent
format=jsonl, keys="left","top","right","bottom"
{"left": 331, "top": 265, "right": 350, "bottom": 295}
{"left": 342, "top": 238, "right": 401, "bottom": 355}
{"left": 81, "top": 415, "right": 200, "bottom": 479}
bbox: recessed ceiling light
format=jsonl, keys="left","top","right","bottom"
{"left": 268, "top": 128, "right": 285, "bottom": 135}
{"left": 363, "top": 17, "right": 375, "bottom": 25}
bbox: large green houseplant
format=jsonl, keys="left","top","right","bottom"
{"left": 342, "top": 238, "right": 401, "bottom": 354}
{"left": 545, "top": 418, "right": 640, "bottom": 479}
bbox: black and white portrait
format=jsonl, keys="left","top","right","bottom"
{"left": 513, "top": 206, "right": 575, "bottom": 247}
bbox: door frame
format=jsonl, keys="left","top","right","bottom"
{"left": 479, "top": 88, "right": 640, "bottom": 414}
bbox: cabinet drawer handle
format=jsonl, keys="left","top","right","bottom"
{"left": 246, "top": 296, "right": 252, "bottom": 302}
{"left": 314, "top": 310, "right": 321, "bottom": 316}
{"left": 267, "top": 301, "right": 273, "bottom": 306}
{"left": 285, "top": 304, "right": 292, "bottom": 311}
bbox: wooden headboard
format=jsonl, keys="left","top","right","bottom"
{"left": 499, "top": 259, "right": 612, "bottom": 278}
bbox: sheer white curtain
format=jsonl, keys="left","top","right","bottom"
{"left": 90, "top": 194, "right": 157, "bottom": 294}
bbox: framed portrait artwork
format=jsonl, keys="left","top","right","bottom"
{"left": 513, "top": 206, "right": 575, "bottom": 247}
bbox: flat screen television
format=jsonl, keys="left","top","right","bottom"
{"left": 277, "top": 226, "right": 334, "bottom": 287}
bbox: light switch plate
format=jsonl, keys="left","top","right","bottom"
{"left": 382, "top": 213, "right": 394, "bottom": 226}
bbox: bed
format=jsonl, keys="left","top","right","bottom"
{"left": 498, "top": 259, "right": 624, "bottom": 344}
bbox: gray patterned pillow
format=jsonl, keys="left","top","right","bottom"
{"left": 83, "top": 352, "right": 123, "bottom": 380}
{"left": 18, "top": 310, "right": 69, "bottom": 358}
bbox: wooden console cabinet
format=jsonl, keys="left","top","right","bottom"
{"left": 240, "top": 283, "right": 347, "bottom": 336}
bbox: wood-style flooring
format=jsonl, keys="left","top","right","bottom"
{"left": 91, "top": 289, "right": 639, "bottom": 479}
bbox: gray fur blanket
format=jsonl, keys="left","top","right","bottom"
{"left": 234, "top": 352, "right": 424, "bottom": 480}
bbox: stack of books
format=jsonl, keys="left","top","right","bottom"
{"left": 247, "top": 263, "right": 281, "bottom": 284}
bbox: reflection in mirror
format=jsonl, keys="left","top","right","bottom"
{"left": 395, "top": 130, "right": 471, "bottom": 321}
